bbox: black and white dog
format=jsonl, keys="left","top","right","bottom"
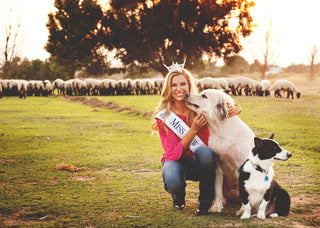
{"left": 238, "top": 134, "right": 292, "bottom": 219}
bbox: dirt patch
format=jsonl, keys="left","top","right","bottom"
{"left": 291, "top": 194, "right": 320, "bottom": 207}
{"left": 302, "top": 206, "right": 320, "bottom": 223}
{"left": 55, "top": 163, "right": 90, "bottom": 172}
{"left": 132, "top": 169, "right": 160, "bottom": 175}
{"left": 0, "top": 209, "right": 49, "bottom": 226}
{"left": 0, "top": 158, "right": 16, "bottom": 163}
{"left": 71, "top": 176, "right": 96, "bottom": 182}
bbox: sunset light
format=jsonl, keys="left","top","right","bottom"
{"left": 0, "top": 0, "right": 319, "bottom": 67}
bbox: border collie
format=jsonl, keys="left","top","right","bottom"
{"left": 238, "top": 134, "right": 292, "bottom": 219}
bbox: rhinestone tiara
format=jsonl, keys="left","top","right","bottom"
{"left": 163, "top": 59, "right": 186, "bottom": 73}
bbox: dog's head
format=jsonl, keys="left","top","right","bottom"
{"left": 252, "top": 134, "right": 292, "bottom": 162}
{"left": 185, "top": 89, "right": 234, "bottom": 123}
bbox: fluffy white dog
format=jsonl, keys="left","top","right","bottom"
{"left": 185, "top": 89, "right": 255, "bottom": 212}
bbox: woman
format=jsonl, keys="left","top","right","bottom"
{"left": 152, "top": 66, "right": 238, "bottom": 215}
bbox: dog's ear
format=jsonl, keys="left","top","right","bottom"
{"left": 254, "top": 137, "right": 263, "bottom": 148}
{"left": 215, "top": 98, "right": 228, "bottom": 121}
{"left": 269, "top": 133, "right": 274, "bottom": 139}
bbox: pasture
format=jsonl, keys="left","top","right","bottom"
{"left": 0, "top": 76, "right": 319, "bottom": 227}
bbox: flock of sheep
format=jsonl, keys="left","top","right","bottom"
{"left": 0, "top": 76, "right": 301, "bottom": 99}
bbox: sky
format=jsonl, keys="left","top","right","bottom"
{"left": 0, "top": 0, "right": 319, "bottom": 67}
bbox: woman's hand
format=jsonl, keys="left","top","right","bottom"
{"left": 181, "top": 113, "right": 207, "bottom": 153}
{"left": 227, "top": 103, "right": 241, "bottom": 118}
{"left": 190, "top": 113, "right": 207, "bottom": 132}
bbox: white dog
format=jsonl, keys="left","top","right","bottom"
{"left": 185, "top": 89, "right": 255, "bottom": 212}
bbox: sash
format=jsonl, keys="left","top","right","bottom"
{"left": 155, "top": 109, "right": 206, "bottom": 153}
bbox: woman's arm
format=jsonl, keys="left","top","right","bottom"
{"left": 157, "top": 119, "right": 184, "bottom": 161}
{"left": 181, "top": 113, "right": 207, "bottom": 153}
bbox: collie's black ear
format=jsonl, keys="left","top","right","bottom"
{"left": 269, "top": 133, "right": 274, "bottom": 139}
{"left": 254, "top": 137, "right": 263, "bottom": 148}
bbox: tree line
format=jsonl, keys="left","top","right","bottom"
{"left": 2, "top": 55, "right": 318, "bottom": 81}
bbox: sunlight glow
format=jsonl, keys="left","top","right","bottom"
{"left": 0, "top": 0, "right": 319, "bottom": 67}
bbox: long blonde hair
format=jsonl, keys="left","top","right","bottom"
{"left": 151, "top": 69, "right": 198, "bottom": 134}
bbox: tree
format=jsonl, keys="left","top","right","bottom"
{"left": 252, "top": 18, "right": 280, "bottom": 79}
{"left": 222, "top": 55, "right": 249, "bottom": 74}
{"left": 101, "top": 0, "right": 255, "bottom": 76}
{"left": 8, "top": 58, "right": 57, "bottom": 81}
{"left": 249, "top": 59, "right": 261, "bottom": 73}
{"left": 46, "top": 0, "right": 103, "bottom": 79}
{"left": 308, "top": 43, "right": 319, "bottom": 80}
{"left": 0, "top": 7, "right": 23, "bottom": 79}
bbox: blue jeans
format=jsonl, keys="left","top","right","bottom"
{"left": 162, "top": 146, "right": 216, "bottom": 208}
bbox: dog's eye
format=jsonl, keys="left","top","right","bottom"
{"left": 202, "top": 94, "right": 208, "bottom": 99}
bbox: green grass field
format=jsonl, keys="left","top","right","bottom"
{"left": 0, "top": 89, "right": 319, "bottom": 227}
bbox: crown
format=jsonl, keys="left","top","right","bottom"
{"left": 163, "top": 59, "right": 186, "bottom": 73}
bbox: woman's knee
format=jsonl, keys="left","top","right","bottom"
{"left": 194, "top": 146, "right": 216, "bottom": 168}
{"left": 163, "top": 176, "right": 185, "bottom": 194}
{"left": 162, "top": 161, "right": 185, "bottom": 194}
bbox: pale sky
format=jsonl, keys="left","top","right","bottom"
{"left": 0, "top": 0, "right": 319, "bottom": 67}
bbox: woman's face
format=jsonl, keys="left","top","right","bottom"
{"left": 171, "top": 74, "right": 189, "bottom": 102}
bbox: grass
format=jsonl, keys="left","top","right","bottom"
{"left": 0, "top": 88, "right": 319, "bottom": 227}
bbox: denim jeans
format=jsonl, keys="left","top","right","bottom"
{"left": 162, "top": 146, "right": 216, "bottom": 208}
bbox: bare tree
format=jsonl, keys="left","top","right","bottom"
{"left": 250, "top": 17, "right": 280, "bottom": 79}
{"left": 308, "top": 43, "right": 319, "bottom": 80}
{"left": 0, "top": 7, "right": 22, "bottom": 78}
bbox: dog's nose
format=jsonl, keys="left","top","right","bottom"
{"left": 288, "top": 153, "right": 292, "bottom": 158}
{"left": 185, "top": 93, "right": 190, "bottom": 98}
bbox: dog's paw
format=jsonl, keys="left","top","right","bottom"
{"left": 257, "top": 212, "right": 266, "bottom": 219}
{"left": 269, "top": 213, "right": 278, "bottom": 218}
{"left": 240, "top": 212, "right": 251, "bottom": 219}
{"left": 209, "top": 201, "right": 223, "bottom": 213}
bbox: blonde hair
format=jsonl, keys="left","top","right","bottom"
{"left": 151, "top": 69, "right": 198, "bottom": 134}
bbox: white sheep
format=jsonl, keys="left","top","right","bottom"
{"left": 100, "top": 79, "right": 117, "bottom": 95}
{"left": 73, "top": 79, "right": 88, "bottom": 96}
{"left": 52, "top": 79, "right": 64, "bottom": 95}
{"left": 27, "top": 80, "right": 44, "bottom": 96}
{"left": 43, "top": 80, "right": 52, "bottom": 96}
{"left": 84, "top": 78, "right": 101, "bottom": 95}
{"left": 269, "top": 79, "right": 301, "bottom": 99}
{"left": 62, "top": 79, "right": 75, "bottom": 96}
{"left": 233, "top": 76, "right": 255, "bottom": 96}
{"left": 216, "top": 78, "right": 229, "bottom": 93}
{"left": 132, "top": 79, "right": 143, "bottom": 95}
{"left": 224, "top": 78, "right": 237, "bottom": 95}
{"left": 109, "top": 79, "right": 117, "bottom": 95}
{"left": 141, "top": 78, "right": 154, "bottom": 95}
{"left": 0, "top": 80, "right": 2, "bottom": 98}
{"left": 7, "top": 79, "right": 19, "bottom": 96}
{"left": 17, "top": 80, "right": 28, "bottom": 98}
{"left": 154, "top": 78, "right": 164, "bottom": 94}
{"left": 260, "top": 79, "right": 271, "bottom": 96}
{"left": 124, "top": 78, "right": 134, "bottom": 95}
{"left": 199, "top": 77, "right": 222, "bottom": 91}
{"left": 116, "top": 79, "right": 126, "bottom": 95}
{"left": 251, "top": 79, "right": 262, "bottom": 96}
{"left": 100, "top": 79, "right": 111, "bottom": 95}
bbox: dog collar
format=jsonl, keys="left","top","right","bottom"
{"left": 250, "top": 161, "right": 269, "bottom": 181}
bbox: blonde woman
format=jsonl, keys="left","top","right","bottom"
{"left": 152, "top": 65, "right": 238, "bottom": 215}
